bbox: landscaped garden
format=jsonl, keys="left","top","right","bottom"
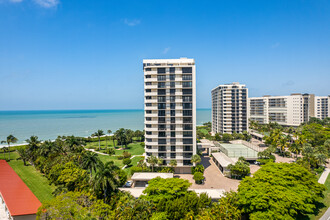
{"left": 0, "top": 151, "right": 56, "bottom": 203}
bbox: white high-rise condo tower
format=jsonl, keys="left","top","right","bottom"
{"left": 143, "top": 58, "right": 196, "bottom": 174}
{"left": 211, "top": 82, "right": 248, "bottom": 134}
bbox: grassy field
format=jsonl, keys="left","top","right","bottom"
{"left": 98, "top": 154, "right": 123, "bottom": 168}
{"left": 0, "top": 151, "right": 56, "bottom": 203}
{"left": 309, "top": 174, "right": 330, "bottom": 220}
{"left": 124, "top": 156, "right": 145, "bottom": 176}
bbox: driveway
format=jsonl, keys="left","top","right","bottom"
{"left": 175, "top": 156, "right": 240, "bottom": 192}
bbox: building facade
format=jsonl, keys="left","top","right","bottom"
{"left": 314, "top": 96, "right": 330, "bottom": 119}
{"left": 143, "top": 58, "right": 196, "bottom": 174}
{"left": 211, "top": 82, "right": 248, "bottom": 134}
{"left": 249, "top": 93, "right": 329, "bottom": 126}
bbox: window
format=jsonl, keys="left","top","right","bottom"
{"left": 182, "top": 82, "right": 192, "bottom": 88}
{"left": 158, "top": 124, "right": 166, "bottom": 130}
{"left": 146, "top": 131, "right": 152, "bottom": 135}
{"left": 183, "top": 103, "right": 192, "bottom": 109}
{"left": 146, "top": 124, "right": 151, "bottom": 128}
{"left": 158, "top": 139, "right": 166, "bottom": 144}
{"left": 158, "top": 103, "right": 166, "bottom": 109}
{"left": 170, "top": 89, "right": 176, "bottom": 94}
{"left": 170, "top": 103, "right": 176, "bottom": 109}
{"left": 183, "top": 131, "right": 192, "bottom": 137}
{"left": 146, "top": 96, "right": 152, "bottom": 100}
{"left": 158, "top": 89, "right": 166, "bottom": 95}
{"left": 145, "top": 68, "right": 151, "bottom": 71}
{"left": 171, "top": 117, "right": 175, "bottom": 123}
{"left": 146, "top": 103, "right": 152, "bottom": 107}
{"left": 146, "top": 110, "right": 152, "bottom": 114}
{"left": 158, "top": 132, "right": 166, "bottom": 137}
{"left": 157, "top": 75, "right": 166, "bottom": 81}
{"left": 183, "top": 89, "right": 192, "bottom": 95}
{"left": 157, "top": 68, "right": 166, "bottom": 74}
{"left": 183, "top": 110, "right": 192, "bottom": 116}
{"left": 171, "top": 146, "right": 176, "bottom": 151}
{"left": 182, "top": 75, "right": 192, "bottom": 80}
{"left": 158, "top": 82, "right": 165, "bottom": 88}
{"left": 170, "top": 67, "right": 175, "bottom": 73}
{"left": 171, "top": 110, "right": 175, "bottom": 116}
{"left": 145, "top": 75, "right": 151, "bottom": 78}
{"left": 170, "top": 96, "right": 175, "bottom": 102}
{"left": 171, "top": 131, "right": 176, "bottom": 137}
{"left": 170, "top": 82, "right": 175, "bottom": 88}
{"left": 183, "top": 139, "right": 193, "bottom": 144}
{"left": 182, "top": 67, "right": 192, "bottom": 73}
{"left": 145, "top": 89, "right": 151, "bottom": 92}
{"left": 158, "top": 117, "right": 166, "bottom": 123}
{"left": 170, "top": 74, "right": 175, "bottom": 80}
{"left": 158, "top": 110, "right": 166, "bottom": 116}
{"left": 170, "top": 125, "right": 176, "bottom": 130}
{"left": 171, "top": 153, "right": 176, "bottom": 159}
{"left": 146, "top": 117, "right": 151, "bottom": 121}
{"left": 158, "top": 96, "right": 166, "bottom": 102}
{"left": 183, "top": 96, "right": 192, "bottom": 102}
{"left": 145, "top": 82, "right": 152, "bottom": 85}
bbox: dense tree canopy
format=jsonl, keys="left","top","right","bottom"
{"left": 237, "top": 163, "right": 325, "bottom": 220}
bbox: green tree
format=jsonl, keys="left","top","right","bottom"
{"left": 198, "top": 191, "right": 241, "bottom": 219}
{"left": 93, "top": 161, "right": 120, "bottom": 202}
{"left": 123, "top": 158, "right": 131, "bottom": 166}
{"left": 191, "top": 154, "right": 201, "bottom": 165}
{"left": 215, "top": 133, "right": 221, "bottom": 141}
{"left": 169, "top": 159, "right": 177, "bottom": 168}
{"left": 222, "top": 133, "right": 232, "bottom": 142}
{"left": 142, "top": 177, "right": 192, "bottom": 203}
{"left": 147, "top": 155, "right": 158, "bottom": 172}
{"left": 57, "top": 162, "right": 89, "bottom": 191}
{"left": 193, "top": 172, "right": 204, "bottom": 184}
{"left": 16, "top": 146, "right": 29, "bottom": 166}
{"left": 106, "top": 129, "right": 112, "bottom": 148}
{"left": 82, "top": 151, "right": 100, "bottom": 177}
{"left": 5, "top": 134, "right": 18, "bottom": 161}
{"left": 228, "top": 158, "right": 250, "bottom": 179}
{"left": 237, "top": 163, "right": 326, "bottom": 220}
{"left": 36, "top": 191, "right": 111, "bottom": 220}
{"left": 92, "top": 130, "right": 104, "bottom": 150}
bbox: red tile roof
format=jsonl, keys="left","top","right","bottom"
{"left": 0, "top": 160, "right": 42, "bottom": 216}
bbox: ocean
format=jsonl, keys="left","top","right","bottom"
{"left": 0, "top": 109, "right": 211, "bottom": 144}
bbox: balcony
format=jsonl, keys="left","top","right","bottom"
{"left": 145, "top": 77, "right": 158, "bottom": 82}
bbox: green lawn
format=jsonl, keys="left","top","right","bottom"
{"left": 86, "top": 140, "right": 144, "bottom": 156}
{"left": 0, "top": 151, "right": 56, "bottom": 203}
{"left": 98, "top": 154, "right": 123, "bottom": 168}
{"left": 124, "top": 156, "right": 145, "bottom": 177}
{"left": 309, "top": 174, "right": 330, "bottom": 220}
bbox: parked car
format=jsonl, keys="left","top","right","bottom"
{"left": 125, "top": 180, "right": 133, "bottom": 187}
{"left": 254, "top": 161, "right": 260, "bottom": 165}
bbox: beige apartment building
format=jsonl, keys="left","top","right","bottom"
{"left": 249, "top": 93, "right": 329, "bottom": 126}
{"left": 211, "top": 82, "right": 248, "bottom": 134}
{"left": 143, "top": 58, "right": 196, "bottom": 174}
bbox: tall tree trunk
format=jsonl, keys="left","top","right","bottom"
{"left": 98, "top": 138, "right": 101, "bottom": 150}
{"left": 105, "top": 137, "right": 107, "bottom": 149}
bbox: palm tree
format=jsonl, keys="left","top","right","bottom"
{"left": 16, "top": 146, "right": 29, "bottom": 166}
{"left": 169, "top": 159, "right": 177, "bottom": 168}
{"left": 1, "top": 140, "right": 6, "bottom": 160}
{"left": 147, "top": 155, "right": 158, "bottom": 172}
{"left": 289, "top": 143, "right": 301, "bottom": 160}
{"left": 92, "top": 130, "right": 104, "bottom": 150}
{"left": 6, "top": 135, "right": 18, "bottom": 161}
{"left": 83, "top": 151, "right": 100, "bottom": 177}
{"left": 191, "top": 154, "right": 201, "bottom": 165}
{"left": 93, "top": 161, "right": 119, "bottom": 202}
{"left": 315, "top": 153, "right": 327, "bottom": 167}
{"left": 302, "top": 143, "right": 314, "bottom": 163}
{"left": 26, "top": 135, "right": 41, "bottom": 159}
{"left": 106, "top": 130, "right": 112, "bottom": 148}
{"left": 115, "top": 128, "right": 126, "bottom": 148}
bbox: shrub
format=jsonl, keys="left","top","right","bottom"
{"left": 140, "top": 142, "right": 145, "bottom": 147}
{"left": 159, "top": 167, "right": 174, "bottom": 173}
{"left": 130, "top": 167, "right": 143, "bottom": 175}
{"left": 191, "top": 164, "right": 205, "bottom": 174}
{"left": 117, "top": 156, "right": 124, "bottom": 160}
{"left": 257, "top": 158, "right": 273, "bottom": 165}
{"left": 193, "top": 172, "right": 204, "bottom": 184}
{"left": 315, "top": 166, "right": 325, "bottom": 174}
{"left": 123, "top": 151, "right": 131, "bottom": 159}
{"left": 123, "top": 158, "right": 131, "bottom": 166}
{"left": 105, "top": 148, "right": 115, "bottom": 155}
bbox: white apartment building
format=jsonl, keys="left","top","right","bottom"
{"left": 314, "top": 96, "right": 330, "bottom": 119}
{"left": 143, "top": 58, "right": 196, "bottom": 174}
{"left": 249, "top": 93, "right": 329, "bottom": 126}
{"left": 211, "top": 82, "right": 248, "bottom": 134}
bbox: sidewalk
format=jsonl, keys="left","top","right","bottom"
{"left": 318, "top": 168, "right": 330, "bottom": 184}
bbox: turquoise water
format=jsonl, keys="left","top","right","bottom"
{"left": 0, "top": 109, "right": 211, "bottom": 144}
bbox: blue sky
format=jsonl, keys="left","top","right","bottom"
{"left": 0, "top": 0, "right": 329, "bottom": 110}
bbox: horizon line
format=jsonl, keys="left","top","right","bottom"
{"left": 0, "top": 108, "right": 212, "bottom": 112}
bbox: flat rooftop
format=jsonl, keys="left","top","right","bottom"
{"left": 212, "top": 152, "right": 236, "bottom": 167}
{"left": 131, "top": 172, "right": 174, "bottom": 181}
{"left": 0, "top": 160, "right": 41, "bottom": 216}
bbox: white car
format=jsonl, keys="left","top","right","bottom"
{"left": 254, "top": 161, "right": 260, "bottom": 165}
{"left": 125, "top": 180, "right": 133, "bottom": 187}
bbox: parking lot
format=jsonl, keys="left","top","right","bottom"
{"left": 175, "top": 156, "right": 240, "bottom": 191}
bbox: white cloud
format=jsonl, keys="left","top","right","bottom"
{"left": 33, "top": 0, "right": 59, "bottom": 8}
{"left": 163, "top": 47, "right": 170, "bottom": 54}
{"left": 123, "top": 19, "right": 141, "bottom": 26}
{"left": 271, "top": 42, "right": 280, "bottom": 48}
